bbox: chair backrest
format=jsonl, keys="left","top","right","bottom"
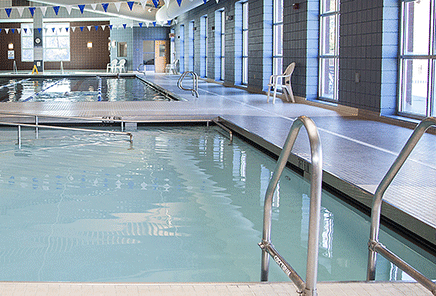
{"left": 118, "top": 59, "right": 126, "bottom": 66}
{"left": 283, "top": 62, "right": 295, "bottom": 76}
{"left": 111, "top": 59, "right": 118, "bottom": 67}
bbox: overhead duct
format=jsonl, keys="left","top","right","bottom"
{"left": 156, "top": 0, "right": 205, "bottom": 22}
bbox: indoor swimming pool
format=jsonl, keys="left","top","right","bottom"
{"left": 0, "top": 76, "right": 175, "bottom": 102}
{"left": 0, "top": 125, "right": 434, "bottom": 283}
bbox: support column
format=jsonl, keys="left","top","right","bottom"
{"left": 33, "top": 8, "right": 43, "bottom": 73}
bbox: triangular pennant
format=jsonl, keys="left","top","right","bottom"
{"left": 139, "top": 22, "right": 143, "bottom": 28}
{"left": 5, "top": 8, "right": 12, "bottom": 17}
{"left": 24, "top": 28, "right": 27, "bottom": 33}
{"left": 140, "top": 0, "right": 147, "bottom": 9}
{"left": 17, "top": 28, "right": 21, "bottom": 34}
{"left": 65, "top": 27, "right": 69, "bottom": 32}
{"left": 114, "top": 2, "right": 122, "bottom": 12}
{"left": 80, "top": 26, "right": 84, "bottom": 32}
{"left": 53, "top": 6, "right": 60, "bottom": 15}
{"left": 72, "top": 27, "right": 76, "bottom": 32}
{"left": 123, "top": 24, "right": 127, "bottom": 29}
{"left": 78, "top": 4, "right": 85, "bottom": 14}
{"left": 102, "top": 3, "right": 109, "bottom": 12}
{"left": 11, "top": 28, "right": 15, "bottom": 34}
{"left": 109, "top": 25, "right": 113, "bottom": 30}
{"left": 146, "top": 22, "right": 150, "bottom": 28}
{"left": 127, "top": 1, "right": 134, "bottom": 10}
{"left": 29, "top": 7, "right": 36, "bottom": 16}
{"left": 45, "top": 28, "right": 49, "bottom": 34}
{"left": 65, "top": 5, "right": 72, "bottom": 14}
{"left": 52, "top": 27, "right": 55, "bottom": 32}
{"left": 17, "top": 7, "right": 24, "bottom": 17}
{"left": 168, "top": 20, "right": 172, "bottom": 25}
{"left": 101, "top": 25, "right": 106, "bottom": 30}
{"left": 176, "top": 0, "right": 182, "bottom": 6}
{"left": 38, "top": 28, "right": 42, "bottom": 33}
{"left": 40, "top": 6, "right": 47, "bottom": 16}
{"left": 5, "top": 29, "right": 9, "bottom": 34}
{"left": 91, "top": 3, "right": 97, "bottom": 10}
{"left": 0, "top": 29, "right": 2, "bottom": 34}
{"left": 87, "top": 26, "right": 92, "bottom": 31}
{"left": 215, "top": 0, "right": 219, "bottom": 3}
{"left": 153, "top": 22, "right": 156, "bottom": 27}
{"left": 203, "top": 0, "right": 207, "bottom": 3}
{"left": 95, "top": 25, "right": 99, "bottom": 31}
{"left": 152, "top": 0, "right": 159, "bottom": 8}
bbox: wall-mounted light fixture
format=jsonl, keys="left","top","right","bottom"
{"left": 293, "top": 3, "right": 300, "bottom": 9}
{"left": 8, "top": 43, "right": 13, "bottom": 50}
{"left": 226, "top": 15, "right": 233, "bottom": 21}
{"left": 87, "top": 42, "right": 93, "bottom": 49}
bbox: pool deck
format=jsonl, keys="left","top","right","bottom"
{"left": 0, "top": 71, "right": 435, "bottom": 295}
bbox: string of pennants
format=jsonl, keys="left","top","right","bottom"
{"left": 0, "top": 0, "right": 211, "bottom": 19}
{"left": 0, "top": 22, "right": 167, "bottom": 36}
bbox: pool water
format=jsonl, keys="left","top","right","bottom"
{"left": 0, "top": 126, "right": 434, "bottom": 283}
{"left": 0, "top": 77, "right": 172, "bottom": 102}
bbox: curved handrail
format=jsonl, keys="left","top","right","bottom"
{"left": 259, "top": 116, "right": 322, "bottom": 296}
{"left": 367, "top": 117, "right": 436, "bottom": 295}
{"left": 177, "top": 71, "right": 199, "bottom": 98}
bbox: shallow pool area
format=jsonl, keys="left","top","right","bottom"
{"left": 0, "top": 125, "right": 434, "bottom": 283}
{"left": 0, "top": 76, "right": 174, "bottom": 102}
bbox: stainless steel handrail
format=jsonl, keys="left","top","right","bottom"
{"left": 367, "top": 117, "right": 436, "bottom": 295}
{"left": 0, "top": 121, "right": 133, "bottom": 150}
{"left": 177, "top": 71, "right": 199, "bottom": 98}
{"left": 259, "top": 116, "right": 323, "bottom": 296}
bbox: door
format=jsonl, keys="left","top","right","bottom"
{"left": 154, "top": 40, "right": 169, "bottom": 73}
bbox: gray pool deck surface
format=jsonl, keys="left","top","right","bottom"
{"left": 0, "top": 72, "right": 434, "bottom": 295}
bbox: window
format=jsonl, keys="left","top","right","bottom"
{"left": 21, "top": 23, "right": 34, "bottom": 62}
{"left": 273, "top": 0, "right": 283, "bottom": 76}
{"left": 21, "top": 22, "right": 70, "bottom": 62}
{"left": 399, "top": 0, "right": 435, "bottom": 117}
{"left": 319, "top": 0, "right": 339, "bottom": 101}
{"left": 200, "top": 15, "right": 208, "bottom": 78}
{"left": 242, "top": 1, "right": 248, "bottom": 85}
{"left": 179, "top": 25, "right": 185, "bottom": 73}
{"left": 189, "top": 21, "right": 195, "bottom": 71}
{"left": 118, "top": 42, "right": 127, "bottom": 57}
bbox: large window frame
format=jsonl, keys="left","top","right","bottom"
{"left": 319, "top": 0, "right": 340, "bottom": 101}
{"left": 21, "top": 23, "right": 70, "bottom": 62}
{"left": 399, "top": 0, "right": 436, "bottom": 117}
{"left": 242, "top": 1, "right": 249, "bottom": 85}
{"left": 189, "top": 20, "right": 195, "bottom": 72}
{"left": 200, "top": 15, "right": 208, "bottom": 78}
{"left": 220, "top": 9, "right": 226, "bottom": 81}
{"left": 273, "top": 0, "right": 283, "bottom": 76}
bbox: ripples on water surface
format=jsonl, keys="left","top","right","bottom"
{"left": 0, "top": 77, "right": 171, "bottom": 102}
{"left": 0, "top": 126, "right": 434, "bottom": 282}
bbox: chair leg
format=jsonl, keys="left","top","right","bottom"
{"left": 287, "top": 85, "right": 295, "bottom": 103}
{"left": 267, "top": 85, "right": 272, "bottom": 103}
{"left": 273, "top": 87, "right": 278, "bottom": 104}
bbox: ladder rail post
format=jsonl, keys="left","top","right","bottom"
{"left": 367, "top": 117, "right": 436, "bottom": 296}
{"left": 260, "top": 116, "right": 322, "bottom": 296}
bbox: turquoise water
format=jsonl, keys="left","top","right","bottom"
{"left": 0, "top": 126, "right": 434, "bottom": 283}
{"left": 0, "top": 77, "right": 172, "bottom": 102}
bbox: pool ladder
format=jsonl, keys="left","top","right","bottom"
{"left": 367, "top": 117, "right": 436, "bottom": 296}
{"left": 177, "top": 71, "right": 199, "bottom": 98}
{"left": 259, "top": 116, "right": 322, "bottom": 296}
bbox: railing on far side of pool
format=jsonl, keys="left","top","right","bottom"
{"left": 258, "top": 115, "right": 323, "bottom": 296}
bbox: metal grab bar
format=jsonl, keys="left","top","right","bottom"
{"left": 0, "top": 121, "right": 133, "bottom": 150}
{"left": 259, "top": 116, "right": 323, "bottom": 296}
{"left": 367, "top": 117, "right": 436, "bottom": 296}
{"left": 177, "top": 71, "right": 199, "bottom": 98}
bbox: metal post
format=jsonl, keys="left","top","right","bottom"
{"left": 260, "top": 116, "right": 322, "bottom": 296}
{"left": 367, "top": 117, "right": 436, "bottom": 293}
{"left": 17, "top": 125, "right": 22, "bottom": 149}
{"left": 35, "top": 115, "right": 39, "bottom": 139}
